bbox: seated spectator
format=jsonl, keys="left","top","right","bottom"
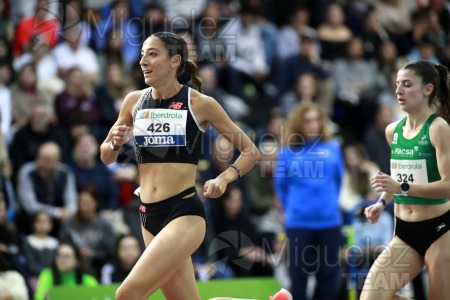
{"left": 21, "top": 211, "right": 59, "bottom": 291}
{"left": 100, "top": 234, "right": 141, "bottom": 285}
{"left": 211, "top": 184, "right": 272, "bottom": 277}
{"left": 59, "top": 189, "right": 116, "bottom": 275}
{"left": 53, "top": 68, "right": 104, "bottom": 139}
{"left": 279, "top": 72, "right": 319, "bottom": 118}
{"left": 34, "top": 243, "right": 98, "bottom": 300}
{"left": 277, "top": 7, "right": 317, "bottom": 60}
{"left": 197, "top": 64, "right": 250, "bottom": 122}
{"left": 0, "top": 194, "right": 20, "bottom": 272}
{"left": 339, "top": 143, "right": 379, "bottom": 223}
{"left": 52, "top": 26, "right": 99, "bottom": 83}
{"left": 68, "top": 133, "right": 119, "bottom": 210}
{"left": 17, "top": 142, "right": 77, "bottom": 235}
{"left": 0, "top": 1, "right": 13, "bottom": 43}
{"left": 91, "top": 0, "right": 140, "bottom": 67}
{"left": 13, "top": 35, "right": 64, "bottom": 105}
{"left": 245, "top": 140, "right": 278, "bottom": 216}
{"left": 363, "top": 104, "right": 394, "bottom": 175}
{"left": 10, "top": 103, "right": 70, "bottom": 175}
{"left": 10, "top": 63, "right": 52, "bottom": 128}
{"left": 0, "top": 62, "right": 12, "bottom": 138}
{"left": 0, "top": 131, "right": 14, "bottom": 220}
{"left": 316, "top": 2, "right": 353, "bottom": 61}
{"left": 12, "top": 0, "right": 59, "bottom": 56}
{"left": 276, "top": 33, "right": 330, "bottom": 99}
{"left": 97, "top": 27, "right": 128, "bottom": 84}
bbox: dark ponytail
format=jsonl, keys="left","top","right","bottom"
{"left": 434, "top": 64, "right": 450, "bottom": 124}
{"left": 184, "top": 60, "right": 203, "bottom": 93}
{"left": 151, "top": 32, "right": 203, "bottom": 93}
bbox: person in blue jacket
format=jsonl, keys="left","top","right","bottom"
{"left": 274, "top": 102, "right": 345, "bottom": 300}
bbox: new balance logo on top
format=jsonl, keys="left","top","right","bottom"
{"left": 168, "top": 102, "right": 184, "bottom": 109}
{"left": 436, "top": 223, "right": 447, "bottom": 232}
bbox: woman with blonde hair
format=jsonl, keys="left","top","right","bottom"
{"left": 274, "top": 102, "right": 345, "bottom": 300}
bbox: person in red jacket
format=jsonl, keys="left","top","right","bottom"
{"left": 13, "top": 0, "right": 59, "bottom": 56}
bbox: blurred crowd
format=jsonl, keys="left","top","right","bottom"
{"left": 0, "top": 0, "right": 448, "bottom": 299}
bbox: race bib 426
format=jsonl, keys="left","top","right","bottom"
{"left": 133, "top": 109, "right": 187, "bottom": 147}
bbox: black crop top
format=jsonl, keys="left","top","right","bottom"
{"left": 132, "top": 85, "right": 205, "bottom": 165}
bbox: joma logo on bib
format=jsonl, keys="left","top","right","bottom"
{"left": 143, "top": 136, "right": 175, "bottom": 145}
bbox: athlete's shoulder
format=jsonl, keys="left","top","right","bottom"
{"left": 386, "top": 119, "right": 403, "bottom": 134}
{"left": 385, "top": 119, "right": 403, "bottom": 145}
{"left": 430, "top": 115, "right": 450, "bottom": 143}
{"left": 430, "top": 115, "right": 450, "bottom": 129}
{"left": 189, "top": 88, "right": 217, "bottom": 106}
{"left": 121, "top": 88, "right": 149, "bottom": 108}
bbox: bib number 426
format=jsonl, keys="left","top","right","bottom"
{"left": 147, "top": 123, "right": 170, "bottom": 133}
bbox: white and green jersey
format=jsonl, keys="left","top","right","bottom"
{"left": 391, "top": 114, "right": 447, "bottom": 205}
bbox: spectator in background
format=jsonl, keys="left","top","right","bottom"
{"left": 276, "top": 33, "right": 330, "bottom": 101}
{"left": 195, "top": 1, "right": 241, "bottom": 97}
{"left": 221, "top": 4, "right": 270, "bottom": 88}
{"left": 279, "top": 72, "right": 319, "bottom": 118}
{"left": 375, "top": 0, "right": 412, "bottom": 38}
{"left": 53, "top": 68, "right": 102, "bottom": 137}
{"left": 101, "top": 62, "right": 133, "bottom": 115}
{"left": 12, "top": 0, "right": 59, "bottom": 56}
{"left": 374, "top": 40, "right": 403, "bottom": 91}
{"left": 406, "top": 34, "right": 440, "bottom": 63}
{"left": 10, "top": 63, "right": 52, "bottom": 128}
{"left": 264, "top": 109, "right": 285, "bottom": 144}
{"left": 0, "top": 1, "right": 14, "bottom": 43}
{"left": 245, "top": 140, "right": 278, "bottom": 217}
{"left": 316, "top": 2, "right": 353, "bottom": 61}
{"left": 91, "top": 0, "right": 140, "bottom": 67}
{"left": 13, "top": 34, "right": 59, "bottom": 81}
{"left": 394, "top": 9, "right": 428, "bottom": 57}
{"left": 10, "top": 104, "right": 70, "bottom": 176}
{"left": 34, "top": 243, "right": 98, "bottom": 300}
{"left": 277, "top": 7, "right": 317, "bottom": 60}
{"left": 141, "top": 4, "right": 168, "bottom": 41}
{"left": 252, "top": 3, "right": 279, "bottom": 70}
{"left": 97, "top": 27, "right": 128, "bottom": 84}
{"left": 332, "top": 36, "right": 380, "bottom": 107}
{"left": 68, "top": 134, "right": 119, "bottom": 210}
{"left": 21, "top": 211, "right": 59, "bottom": 291}
{"left": 12, "top": 35, "right": 64, "bottom": 110}
{"left": 0, "top": 194, "right": 20, "bottom": 272}
{"left": 332, "top": 36, "right": 381, "bottom": 141}
{"left": 359, "top": 7, "right": 390, "bottom": 60}
{"left": 339, "top": 143, "right": 379, "bottom": 223}
{"left": 17, "top": 142, "right": 77, "bottom": 235}
{"left": 211, "top": 184, "right": 272, "bottom": 277}
{"left": 197, "top": 64, "right": 250, "bottom": 122}
{"left": 0, "top": 62, "right": 12, "bottom": 138}
{"left": 59, "top": 189, "right": 116, "bottom": 276}
{"left": 425, "top": 7, "right": 448, "bottom": 57}
{"left": 0, "top": 131, "right": 14, "bottom": 221}
{"left": 363, "top": 104, "right": 394, "bottom": 175}
{"left": 274, "top": 102, "right": 344, "bottom": 300}
{"left": 52, "top": 26, "right": 99, "bottom": 83}
{"left": 100, "top": 234, "right": 141, "bottom": 285}
{"left": 63, "top": 0, "right": 91, "bottom": 47}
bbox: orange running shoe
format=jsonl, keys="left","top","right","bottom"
{"left": 269, "top": 288, "right": 293, "bottom": 300}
